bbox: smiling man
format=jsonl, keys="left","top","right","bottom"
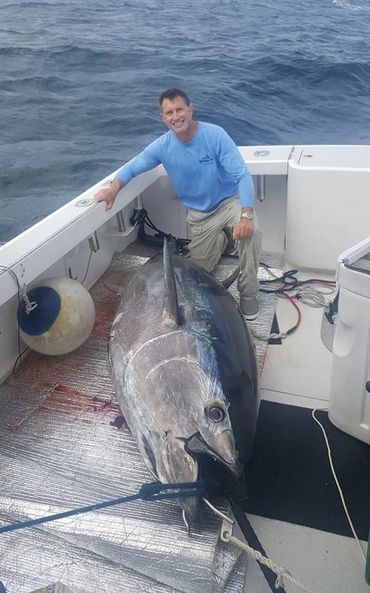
{"left": 94, "top": 88, "right": 262, "bottom": 320}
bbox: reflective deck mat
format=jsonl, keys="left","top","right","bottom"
{"left": 0, "top": 249, "right": 279, "bottom": 593}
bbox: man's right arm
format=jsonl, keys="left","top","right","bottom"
{"left": 94, "top": 139, "right": 163, "bottom": 211}
{"left": 94, "top": 178, "right": 124, "bottom": 211}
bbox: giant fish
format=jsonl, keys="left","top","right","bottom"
{"left": 109, "top": 240, "right": 260, "bottom": 525}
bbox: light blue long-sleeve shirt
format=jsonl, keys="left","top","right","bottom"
{"left": 116, "top": 122, "right": 254, "bottom": 211}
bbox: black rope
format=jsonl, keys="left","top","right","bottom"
{"left": 0, "top": 480, "right": 205, "bottom": 535}
{"left": 259, "top": 264, "right": 335, "bottom": 296}
{"left": 222, "top": 265, "right": 240, "bottom": 289}
{"left": 81, "top": 248, "right": 94, "bottom": 284}
{"left": 230, "top": 499, "right": 287, "bottom": 593}
{"left": 130, "top": 208, "right": 190, "bottom": 255}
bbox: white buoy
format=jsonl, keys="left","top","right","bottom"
{"left": 18, "top": 277, "right": 96, "bottom": 355}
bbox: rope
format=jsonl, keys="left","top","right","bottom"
{"left": 296, "top": 284, "right": 336, "bottom": 308}
{"left": 131, "top": 208, "right": 190, "bottom": 255}
{"left": 312, "top": 409, "right": 366, "bottom": 564}
{"left": 0, "top": 480, "right": 205, "bottom": 535}
{"left": 20, "top": 285, "right": 38, "bottom": 313}
{"left": 230, "top": 500, "right": 287, "bottom": 593}
{"left": 251, "top": 293, "right": 302, "bottom": 342}
{"left": 253, "top": 274, "right": 335, "bottom": 343}
{"left": 0, "top": 265, "right": 30, "bottom": 373}
{"left": 224, "top": 531, "right": 315, "bottom": 593}
{"left": 251, "top": 328, "right": 287, "bottom": 342}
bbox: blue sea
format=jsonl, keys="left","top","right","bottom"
{"left": 1, "top": 0, "right": 370, "bottom": 240}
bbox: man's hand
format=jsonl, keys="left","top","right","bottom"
{"left": 94, "top": 179, "right": 123, "bottom": 211}
{"left": 233, "top": 218, "right": 254, "bottom": 240}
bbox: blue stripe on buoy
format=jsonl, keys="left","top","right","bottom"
{"left": 17, "top": 286, "right": 62, "bottom": 336}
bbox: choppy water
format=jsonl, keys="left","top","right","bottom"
{"left": 1, "top": 0, "right": 370, "bottom": 238}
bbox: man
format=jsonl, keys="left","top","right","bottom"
{"left": 94, "top": 88, "right": 262, "bottom": 320}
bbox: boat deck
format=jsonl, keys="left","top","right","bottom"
{"left": 0, "top": 245, "right": 368, "bottom": 593}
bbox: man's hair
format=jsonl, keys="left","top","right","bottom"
{"left": 159, "top": 88, "right": 190, "bottom": 108}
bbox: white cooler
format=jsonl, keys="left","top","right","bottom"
{"left": 328, "top": 237, "right": 370, "bottom": 444}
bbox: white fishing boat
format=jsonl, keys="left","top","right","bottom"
{"left": 0, "top": 144, "right": 369, "bottom": 593}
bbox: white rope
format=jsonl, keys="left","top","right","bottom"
{"left": 296, "top": 284, "right": 336, "bottom": 308}
{"left": 251, "top": 328, "right": 288, "bottom": 342}
{"left": 20, "top": 285, "right": 38, "bottom": 314}
{"left": 224, "top": 531, "right": 315, "bottom": 593}
{"left": 312, "top": 409, "right": 366, "bottom": 564}
{"left": 252, "top": 282, "right": 336, "bottom": 342}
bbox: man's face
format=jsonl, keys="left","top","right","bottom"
{"left": 161, "top": 96, "right": 193, "bottom": 136}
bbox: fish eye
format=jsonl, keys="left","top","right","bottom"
{"left": 207, "top": 406, "right": 225, "bottom": 423}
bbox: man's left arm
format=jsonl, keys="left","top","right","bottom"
{"left": 217, "top": 130, "right": 255, "bottom": 240}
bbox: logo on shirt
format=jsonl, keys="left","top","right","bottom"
{"left": 199, "top": 155, "right": 213, "bottom": 163}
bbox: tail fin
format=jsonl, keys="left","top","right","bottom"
{"left": 163, "top": 237, "right": 181, "bottom": 326}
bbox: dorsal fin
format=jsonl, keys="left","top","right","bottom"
{"left": 163, "top": 237, "right": 181, "bottom": 326}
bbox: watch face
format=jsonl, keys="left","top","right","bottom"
{"left": 242, "top": 212, "right": 253, "bottom": 220}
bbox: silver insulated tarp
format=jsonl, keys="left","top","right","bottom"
{"left": 0, "top": 252, "right": 278, "bottom": 593}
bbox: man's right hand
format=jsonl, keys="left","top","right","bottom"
{"left": 94, "top": 178, "right": 123, "bottom": 211}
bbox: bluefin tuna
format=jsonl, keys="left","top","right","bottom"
{"left": 109, "top": 240, "right": 260, "bottom": 524}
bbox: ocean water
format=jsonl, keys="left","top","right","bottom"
{"left": 1, "top": 0, "right": 370, "bottom": 239}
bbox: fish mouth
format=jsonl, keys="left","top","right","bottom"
{"left": 184, "top": 432, "right": 247, "bottom": 507}
{"left": 185, "top": 431, "right": 242, "bottom": 477}
{"left": 154, "top": 431, "right": 241, "bottom": 528}
{"left": 154, "top": 432, "right": 200, "bottom": 526}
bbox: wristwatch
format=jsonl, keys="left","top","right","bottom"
{"left": 241, "top": 211, "right": 254, "bottom": 220}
